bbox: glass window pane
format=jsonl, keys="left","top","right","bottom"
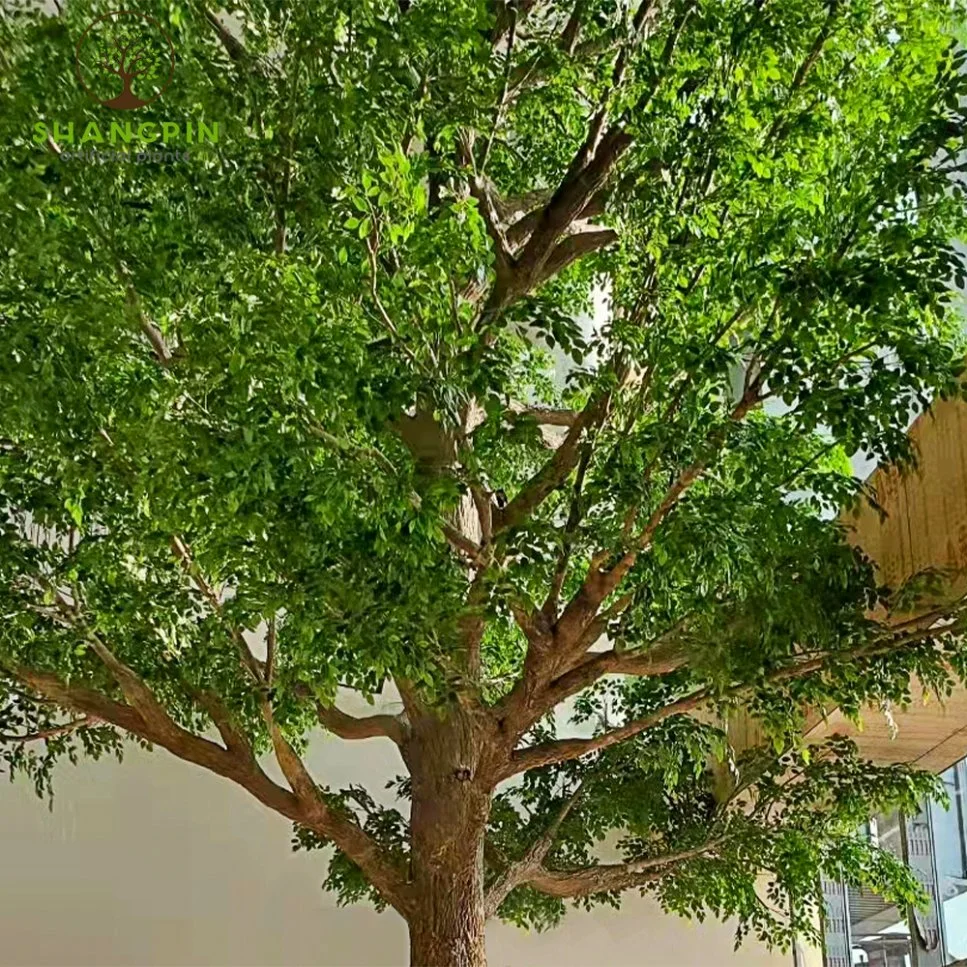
{"left": 933, "top": 762, "right": 967, "bottom": 962}
{"left": 825, "top": 759, "right": 967, "bottom": 967}
{"left": 847, "top": 811, "right": 912, "bottom": 967}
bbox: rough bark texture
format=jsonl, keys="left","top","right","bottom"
{"left": 408, "top": 868, "right": 487, "bottom": 967}
{"left": 404, "top": 708, "right": 493, "bottom": 967}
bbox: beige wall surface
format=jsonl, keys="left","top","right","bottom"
{"left": 0, "top": 735, "right": 786, "bottom": 967}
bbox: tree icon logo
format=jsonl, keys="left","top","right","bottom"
{"left": 75, "top": 10, "right": 175, "bottom": 110}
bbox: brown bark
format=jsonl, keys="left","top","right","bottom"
{"left": 395, "top": 403, "right": 489, "bottom": 680}
{"left": 404, "top": 707, "right": 494, "bottom": 967}
{"left": 520, "top": 841, "right": 720, "bottom": 897}
{"left": 309, "top": 695, "right": 407, "bottom": 744}
{"left": 408, "top": 877, "right": 487, "bottom": 967}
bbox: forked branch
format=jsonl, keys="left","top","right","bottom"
{"left": 9, "top": 640, "right": 413, "bottom": 915}
{"left": 485, "top": 780, "right": 586, "bottom": 916}
{"left": 501, "top": 615, "right": 967, "bottom": 780}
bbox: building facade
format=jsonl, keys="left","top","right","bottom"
{"left": 822, "top": 755, "right": 967, "bottom": 967}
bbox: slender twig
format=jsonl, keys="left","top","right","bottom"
{"left": 0, "top": 716, "right": 98, "bottom": 744}
{"left": 169, "top": 536, "right": 264, "bottom": 685}
{"left": 365, "top": 236, "right": 430, "bottom": 370}
{"left": 480, "top": 5, "right": 518, "bottom": 174}
{"left": 544, "top": 444, "right": 591, "bottom": 617}
{"left": 265, "top": 615, "right": 277, "bottom": 688}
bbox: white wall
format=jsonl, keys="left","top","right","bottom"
{"left": 0, "top": 728, "right": 790, "bottom": 967}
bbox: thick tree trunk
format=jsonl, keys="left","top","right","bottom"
{"left": 405, "top": 708, "right": 493, "bottom": 967}
{"left": 396, "top": 401, "right": 495, "bottom": 966}
{"left": 407, "top": 877, "right": 487, "bottom": 967}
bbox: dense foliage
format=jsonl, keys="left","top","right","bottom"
{"left": 2, "top": 0, "right": 967, "bottom": 962}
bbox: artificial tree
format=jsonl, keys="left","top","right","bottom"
{"left": 2, "top": 1, "right": 967, "bottom": 964}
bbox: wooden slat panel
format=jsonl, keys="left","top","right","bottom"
{"left": 808, "top": 397, "right": 967, "bottom": 768}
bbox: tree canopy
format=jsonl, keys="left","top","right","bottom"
{"left": 2, "top": 1, "right": 967, "bottom": 964}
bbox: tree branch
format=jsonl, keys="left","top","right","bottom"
{"left": 313, "top": 701, "right": 406, "bottom": 746}
{"left": 124, "top": 281, "right": 173, "bottom": 366}
{"left": 0, "top": 716, "right": 97, "bottom": 744}
{"left": 193, "top": 690, "right": 255, "bottom": 760}
{"left": 203, "top": 9, "right": 252, "bottom": 68}
{"left": 466, "top": 3, "right": 685, "bottom": 315}
{"left": 537, "top": 228, "right": 620, "bottom": 285}
{"left": 471, "top": 181, "right": 515, "bottom": 274}
{"left": 366, "top": 238, "right": 427, "bottom": 372}
{"left": 85, "top": 634, "right": 191, "bottom": 745}
{"left": 495, "top": 389, "right": 612, "bottom": 535}
{"left": 502, "top": 687, "right": 711, "bottom": 780}
{"left": 442, "top": 521, "right": 486, "bottom": 565}
{"left": 487, "top": 1, "right": 686, "bottom": 309}
{"left": 80, "top": 225, "right": 175, "bottom": 367}
{"left": 500, "top": 614, "right": 967, "bottom": 781}
{"left": 496, "top": 128, "right": 631, "bottom": 308}
{"left": 549, "top": 384, "right": 764, "bottom": 673}
{"left": 767, "top": 0, "right": 841, "bottom": 141}
{"left": 485, "top": 780, "right": 586, "bottom": 916}
{"left": 265, "top": 615, "right": 277, "bottom": 688}
{"left": 543, "top": 443, "right": 592, "bottom": 618}
{"left": 534, "top": 632, "right": 688, "bottom": 715}
{"left": 392, "top": 676, "right": 426, "bottom": 725}
{"left": 255, "top": 696, "right": 411, "bottom": 913}
{"left": 523, "top": 840, "right": 722, "bottom": 898}
{"left": 11, "top": 662, "right": 301, "bottom": 820}
{"left": 169, "top": 535, "right": 264, "bottom": 685}
{"left": 12, "top": 645, "right": 413, "bottom": 915}
{"left": 504, "top": 190, "right": 604, "bottom": 250}
{"left": 559, "top": 0, "right": 588, "bottom": 55}
{"left": 490, "top": 0, "right": 539, "bottom": 47}
{"left": 508, "top": 405, "right": 579, "bottom": 428}
{"left": 480, "top": 3, "right": 518, "bottom": 174}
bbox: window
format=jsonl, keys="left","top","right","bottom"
{"left": 848, "top": 812, "right": 914, "bottom": 967}
{"left": 823, "top": 755, "right": 967, "bottom": 967}
{"left": 930, "top": 760, "right": 967, "bottom": 962}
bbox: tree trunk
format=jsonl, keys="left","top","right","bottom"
{"left": 408, "top": 879, "right": 487, "bottom": 967}
{"left": 396, "top": 397, "right": 494, "bottom": 965}
{"left": 405, "top": 709, "right": 492, "bottom": 967}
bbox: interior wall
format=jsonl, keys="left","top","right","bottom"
{"left": 0, "top": 734, "right": 788, "bottom": 967}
